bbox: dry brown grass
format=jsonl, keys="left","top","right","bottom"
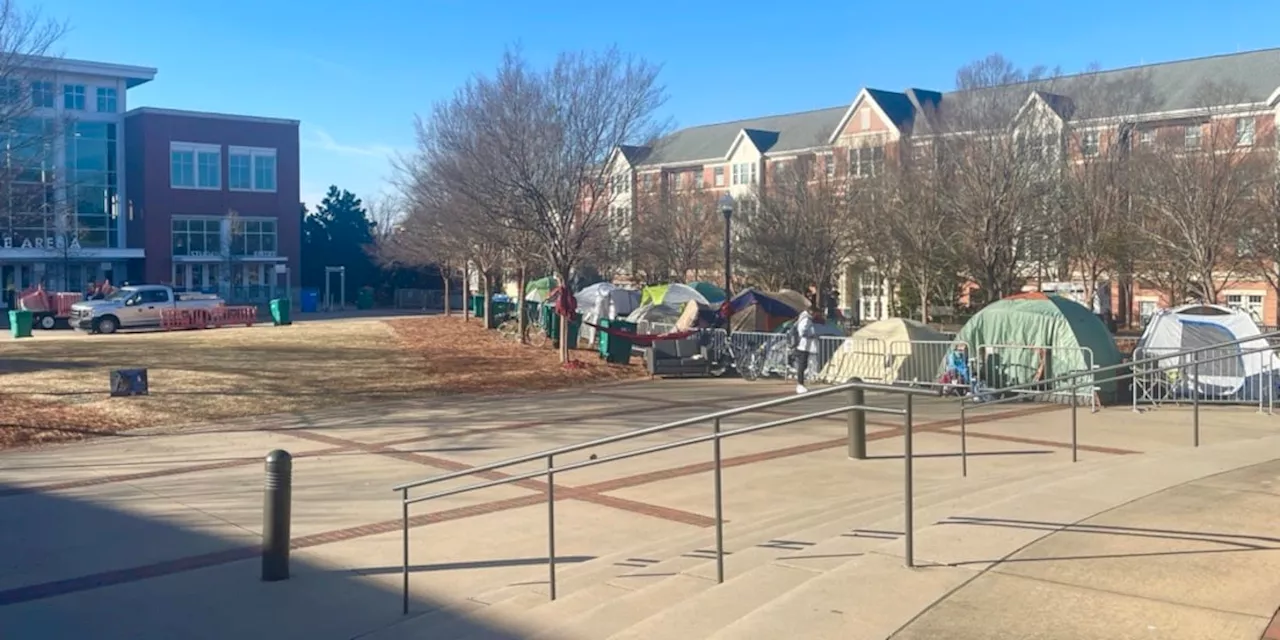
{"left": 0, "top": 314, "right": 643, "bottom": 448}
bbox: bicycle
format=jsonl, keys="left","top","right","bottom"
{"left": 497, "top": 305, "right": 549, "bottom": 348}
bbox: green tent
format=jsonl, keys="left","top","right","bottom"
{"left": 688, "top": 281, "right": 727, "bottom": 304}
{"left": 952, "top": 292, "right": 1122, "bottom": 397}
{"left": 640, "top": 283, "right": 710, "bottom": 307}
{"left": 525, "top": 276, "right": 558, "bottom": 302}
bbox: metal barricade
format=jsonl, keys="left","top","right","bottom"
{"left": 816, "top": 337, "right": 887, "bottom": 384}
{"left": 973, "top": 344, "right": 1097, "bottom": 405}
{"left": 886, "top": 340, "right": 969, "bottom": 389}
{"left": 1132, "top": 344, "right": 1277, "bottom": 412}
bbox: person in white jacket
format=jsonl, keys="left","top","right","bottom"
{"left": 793, "top": 303, "right": 820, "bottom": 394}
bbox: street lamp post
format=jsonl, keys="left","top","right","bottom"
{"left": 718, "top": 194, "right": 735, "bottom": 337}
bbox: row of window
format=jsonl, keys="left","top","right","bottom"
{"left": 2, "top": 80, "right": 119, "bottom": 113}
{"left": 171, "top": 216, "right": 279, "bottom": 257}
{"left": 170, "top": 143, "right": 277, "bottom": 192}
{"left": 617, "top": 145, "right": 885, "bottom": 192}
{"left": 1059, "top": 118, "right": 1258, "bottom": 159}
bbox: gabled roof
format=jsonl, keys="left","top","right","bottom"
{"left": 626, "top": 47, "right": 1280, "bottom": 169}
{"left": 616, "top": 145, "right": 651, "bottom": 167}
{"left": 636, "top": 106, "right": 845, "bottom": 167}
{"left": 725, "top": 128, "right": 781, "bottom": 159}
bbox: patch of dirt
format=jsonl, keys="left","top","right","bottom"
{"left": 0, "top": 314, "right": 644, "bottom": 449}
{"left": 387, "top": 315, "right": 645, "bottom": 395}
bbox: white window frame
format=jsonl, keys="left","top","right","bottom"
{"left": 63, "top": 84, "right": 85, "bottom": 111}
{"left": 694, "top": 170, "right": 704, "bottom": 189}
{"left": 95, "top": 87, "right": 118, "bottom": 113}
{"left": 713, "top": 166, "right": 725, "bottom": 187}
{"left": 860, "top": 109, "right": 871, "bottom": 130}
{"left": 849, "top": 145, "right": 884, "bottom": 178}
{"left": 171, "top": 142, "right": 221, "bottom": 190}
{"left": 228, "top": 146, "right": 277, "bottom": 193}
{"left": 822, "top": 152, "right": 835, "bottom": 178}
{"left": 1081, "top": 131, "right": 1100, "bottom": 157}
{"left": 670, "top": 172, "right": 681, "bottom": 190}
{"left": 1183, "top": 125, "right": 1201, "bottom": 151}
{"left": 1139, "top": 129, "right": 1156, "bottom": 148}
{"left": 1236, "top": 118, "right": 1256, "bottom": 147}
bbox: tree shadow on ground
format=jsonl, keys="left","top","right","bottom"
{"left": 0, "top": 482, "right": 533, "bottom": 639}
{"left": 0, "top": 358, "right": 98, "bottom": 374}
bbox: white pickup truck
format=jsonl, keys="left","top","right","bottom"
{"left": 70, "top": 285, "right": 223, "bottom": 334}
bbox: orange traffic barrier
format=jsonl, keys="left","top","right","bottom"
{"left": 160, "top": 306, "right": 256, "bottom": 330}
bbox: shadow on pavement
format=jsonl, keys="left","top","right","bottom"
{"left": 0, "top": 482, "right": 532, "bottom": 639}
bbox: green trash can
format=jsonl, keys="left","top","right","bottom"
{"left": 8, "top": 309, "right": 32, "bottom": 339}
{"left": 605, "top": 320, "right": 636, "bottom": 364}
{"left": 597, "top": 318, "right": 612, "bottom": 358}
{"left": 356, "top": 288, "right": 374, "bottom": 310}
{"left": 269, "top": 298, "right": 292, "bottom": 326}
{"left": 555, "top": 312, "right": 583, "bottom": 350}
{"left": 541, "top": 304, "right": 556, "bottom": 338}
{"left": 470, "top": 294, "right": 484, "bottom": 317}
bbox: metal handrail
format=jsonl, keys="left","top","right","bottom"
{"left": 973, "top": 330, "right": 1280, "bottom": 408}
{"left": 393, "top": 379, "right": 937, "bottom": 614}
{"left": 392, "top": 379, "right": 931, "bottom": 493}
{"left": 958, "top": 338, "right": 1279, "bottom": 477}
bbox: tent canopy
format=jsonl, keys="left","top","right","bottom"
{"left": 641, "top": 283, "right": 710, "bottom": 308}
{"left": 729, "top": 288, "right": 803, "bottom": 333}
{"left": 953, "top": 292, "right": 1123, "bottom": 395}
{"left": 1137, "top": 303, "right": 1280, "bottom": 397}
{"left": 820, "top": 318, "right": 950, "bottom": 384}
{"left": 575, "top": 282, "right": 640, "bottom": 318}
{"left": 688, "top": 281, "right": 727, "bottom": 304}
{"left": 524, "top": 276, "right": 558, "bottom": 302}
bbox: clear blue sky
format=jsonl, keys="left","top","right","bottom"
{"left": 41, "top": 0, "right": 1276, "bottom": 211}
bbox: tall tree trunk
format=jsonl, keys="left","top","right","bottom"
{"left": 517, "top": 264, "right": 528, "bottom": 344}
{"left": 557, "top": 268, "right": 572, "bottom": 364}
{"left": 919, "top": 280, "right": 929, "bottom": 324}
{"left": 482, "top": 271, "right": 492, "bottom": 330}
{"left": 462, "top": 263, "right": 470, "bottom": 322}
{"left": 442, "top": 264, "right": 452, "bottom": 317}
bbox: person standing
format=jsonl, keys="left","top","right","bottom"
{"left": 793, "top": 301, "right": 820, "bottom": 394}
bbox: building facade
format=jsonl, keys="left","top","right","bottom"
{"left": 604, "top": 48, "right": 1280, "bottom": 326}
{"left": 0, "top": 56, "right": 156, "bottom": 306}
{"left": 123, "top": 108, "right": 301, "bottom": 302}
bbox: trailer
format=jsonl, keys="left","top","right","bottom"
{"left": 18, "top": 288, "right": 84, "bottom": 330}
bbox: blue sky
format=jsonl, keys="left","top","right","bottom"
{"left": 42, "top": 0, "right": 1276, "bottom": 211}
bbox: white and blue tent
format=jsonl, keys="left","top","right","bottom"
{"left": 1136, "top": 303, "right": 1280, "bottom": 399}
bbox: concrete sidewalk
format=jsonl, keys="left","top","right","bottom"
{"left": 0, "top": 377, "right": 1277, "bottom": 639}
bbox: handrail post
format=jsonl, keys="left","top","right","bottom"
{"left": 713, "top": 418, "right": 725, "bottom": 583}
{"left": 547, "top": 454, "right": 557, "bottom": 600}
{"left": 847, "top": 384, "right": 866, "bottom": 460}
{"left": 959, "top": 396, "right": 968, "bottom": 478}
{"left": 1070, "top": 391, "right": 1079, "bottom": 463}
{"left": 1192, "top": 356, "right": 1200, "bottom": 448}
{"left": 903, "top": 393, "right": 914, "bottom": 568}
{"left": 401, "top": 487, "right": 409, "bottom": 615}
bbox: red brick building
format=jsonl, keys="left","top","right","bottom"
{"left": 604, "top": 48, "right": 1280, "bottom": 327}
{"left": 124, "top": 108, "right": 301, "bottom": 301}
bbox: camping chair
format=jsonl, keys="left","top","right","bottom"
{"left": 1132, "top": 357, "right": 1179, "bottom": 409}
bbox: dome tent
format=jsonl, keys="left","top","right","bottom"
{"left": 728, "top": 288, "right": 803, "bottom": 333}
{"left": 688, "top": 281, "right": 727, "bottom": 304}
{"left": 1136, "top": 303, "right": 1280, "bottom": 399}
{"left": 640, "top": 283, "right": 711, "bottom": 308}
{"left": 820, "top": 318, "right": 951, "bottom": 384}
{"left": 575, "top": 283, "right": 641, "bottom": 345}
{"left": 952, "top": 292, "right": 1123, "bottom": 397}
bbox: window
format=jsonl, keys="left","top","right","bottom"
{"left": 642, "top": 173, "right": 652, "bottom": 191}
{"left": 1236, "top": 118, "right": 1256, "bottom": 147}
{"left": 62, "top": 84, "right": 85, "bottom": 110}
{"left": 694, "top": 171, "right": 703, "bottom": 189}
{"left": 30, "top": 81, "right": 53, "bottom": 108}
{"left": 731, "top": 164, "right": 742, "bottom": 185}
{"left": 1139, "top": 129, "right": 1156, "bottom": 148}
{"left": 1139, "top": 300, "right": 1157, "bottom": 326}
{"left": 231, "top": 219, "right": 278, "bottom": 256}
{"left": 228, "top": 146, "right": 277, "bottom": 192}
{"left": 860, "top": 109, "right": 871, "bottom": 130}
{"left": 139, "top": 289, "right": 170, "bottom": 304}
{"left": 1184, "top": 125, "right": 1201, "bottom": 151}
{"left": 730, "top": 162, "right": 757, "bottom": 185}
{"left": 713, "top": 166, "right": 725, "bottom": 187}
{"left": 0, "top": 79, "right": 20, "bottom": 104}
{"left": 1081, "top": 131, "right": 1100, "bottom": 157}
{"left": 172, "top": 217, "right": 225, "bottom": 257}
{"left": 670, "top": 172, "right": 681, "bottom": 190}
{"left": 171, "top": 142, "right": 220, "bottom": 189}
{"left": 1226, "top": 293, "right": 1265, "bottom": 323}
{"left": 822, "top": 152, "right": 835, "bottom": 178}
{"left": 773, "top": 160, "right": 790, "bottom": 177}
{"left": 96, "top": 87, "right": 117, "bottom": 113}
{"left": 849, "top": 145, "right": 884, "bottom": 178}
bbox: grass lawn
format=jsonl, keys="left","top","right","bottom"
{"left": 0, "top": 314, "right": 643, "bottom": 448}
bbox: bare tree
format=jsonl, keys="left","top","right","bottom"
{"left": 630, "top": 179, "right": 718, "bottom": 283}
{"left": 872, "top": 142, "right": 958, "bottom": 322}
{"left": 1246, "top": 166, "right": 1280, "bottom": 320}
{"left": 1131, "top": 81, "right": 1271, "bottom": 304}
{"left": 412, "top": 47, "right": 667, "bottom": 361}
{"left": 930, "top": 55, "right": 1065, "bottom": 304}
{"left": 738, "top": 158, "right": 861, "bottom": 300}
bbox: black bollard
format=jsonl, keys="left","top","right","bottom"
{"left": 262, "top": 449, "right": 292, "bottom": 581}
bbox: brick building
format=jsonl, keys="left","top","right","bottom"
{"left": 603, "top": 48, "right": 1280, "bottom": 327}
{"left": 124, "top": 108, "right": 300, "bottom": 301}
